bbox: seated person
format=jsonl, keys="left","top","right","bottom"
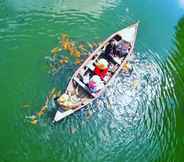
{"left": 88, "top": 75, "right": 104, "bottom": 94}
{"left": 104, "top": 39, "right": 117, "bottom": 59}
{"left": 115, "top": 40, "right": 131, "bottom": 58}
{"left": 94, "top": 58, "right": 109, "bottom": 80}
{"left": 122, "top": 61, "right": 133, "bottom": 74}
{"left": 57, "top": 93, "right": 83, "bottom": 110}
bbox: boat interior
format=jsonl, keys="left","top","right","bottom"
{"left": 69, "top": 34, "right": 132, "bottom": 100}
{"left": 53, "top": 23, "right": 138, "bottom": 122}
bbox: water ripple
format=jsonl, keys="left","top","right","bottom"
{"left": 1, "top": 1, "right": 180, "bottom": 161}
{"left": 33, "top": 48, "right": 176, "bottom": 162}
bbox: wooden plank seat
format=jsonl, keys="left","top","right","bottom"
{"left": 109, "top": 55, "right": 122, "bottom": 65}
{"left": 86, "top": 61, "right": 95, "bottom": 71}
{"left": 73, "top": 77, "right": 96, "bottom": 98}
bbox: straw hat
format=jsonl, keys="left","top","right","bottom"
{"left": 96, "top": 59, "right": 108, "bottom": 70}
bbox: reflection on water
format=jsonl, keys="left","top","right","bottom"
{"left": 7, "top": 0, "right": 119, "bottom": 15}
{"left": 165, "top": 16, "right": 184, "bottom": 162}
{"left": 84, "top": 51, "right": 174, "bottom": 162}
{"left": 36, "top": 50, "right": 176, "bottom": 162}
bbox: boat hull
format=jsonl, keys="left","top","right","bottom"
{"left": 53, "top": 22, "right": 139, "bottom": 122}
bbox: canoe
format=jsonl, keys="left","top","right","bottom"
{"left": 53, "top": 22, "right": 139, "bottom": 123}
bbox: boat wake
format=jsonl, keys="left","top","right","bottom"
{"left": 26, "top": 49, "right": 176, "bottom": 162}
{"left": 92, "top": 51, "right": 162, "bottom": 120}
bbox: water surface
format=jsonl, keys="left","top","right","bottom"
{"left": 0, "top": 0, "right": 184, "bottom": 162}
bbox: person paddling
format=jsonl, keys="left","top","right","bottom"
{"left": 115, "top": 40, "right": 131, "bottom": 58}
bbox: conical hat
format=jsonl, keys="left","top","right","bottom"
{"left": 96, "top": 59, "right": 108, "bottom": 70}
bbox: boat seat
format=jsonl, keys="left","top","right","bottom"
{"left": 73, "top": 77, "right": 95, "bottom": 98}
{"left": 110, "top": 56, "right": 122, "bottom": 65}
{"left": 86, "top": 61, "right": 95, "bottom": 71}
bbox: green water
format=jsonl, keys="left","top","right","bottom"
{"left": 0, "top": 0, "right": 184, "bottom": 162}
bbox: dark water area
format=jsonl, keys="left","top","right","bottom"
{"left": 0, "top": 0, "right": 184, "bottom": 162}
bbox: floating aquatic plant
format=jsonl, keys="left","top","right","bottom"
{"left": 51, "top": 47, "right": 62, "bottom": 56}
{"left": 25, "top": 88, "right": 60, "bottom": 125}
{"left": 47, "top": 33, "right": 100, "bottom": 75}
{"left": 61, "top": 34, "right": 81, "bottom": 58}
{"left": 31, "top": 119, "right": 38, "bottom": 125}
{"left": 75, "top": 59, "right": 81, "bottom": 65}
{"left": 25, "top": 34, "right": 101, "bottom": 125}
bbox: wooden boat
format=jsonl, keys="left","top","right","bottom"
{"left": 53, "top": 22, "right": 139, "bottom": 123}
